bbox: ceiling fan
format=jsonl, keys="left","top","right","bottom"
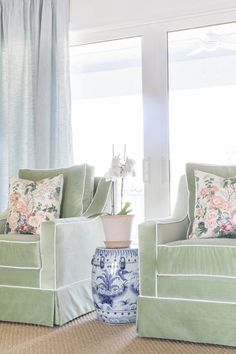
{"left": 188, "top": 30, "right": 236, "bottom": 56}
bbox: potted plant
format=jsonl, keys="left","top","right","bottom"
{"left": 101, "top": 146, "right": 135, "bottom": 248}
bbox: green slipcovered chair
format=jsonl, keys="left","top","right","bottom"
{"left": 0, "top": 165, "right": 111, "bottom": 326}
{"left": 138, "top": 163, "right": 236, "bottom": 347}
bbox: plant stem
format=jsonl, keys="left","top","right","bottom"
{"left": 121, "top": 177, "right": 124, "bottom": 210}
{"left": 112, "top": 181, "right": 115, "bottom": 215}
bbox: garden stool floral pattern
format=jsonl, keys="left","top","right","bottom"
{"left": 91, "top": 247, "right": 139, "bottom": 324}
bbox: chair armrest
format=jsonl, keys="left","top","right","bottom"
{"left": 83, "top": 178, "right": 112, "bottom": 217}
{"left": 139, "top": 216, "right": 189, "bottom": 245}
{"left": 138, "top": 216, "right": 189, "bottom": 296}
{"left": 0, "top": 209, "right": 8, "bottom": 234}
{"left": 40, "top": 216, "right": 105, "bottom": 289}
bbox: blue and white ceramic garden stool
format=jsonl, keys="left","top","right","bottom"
{"left": 91, "top": 247, "right": 139, "bottom": 324}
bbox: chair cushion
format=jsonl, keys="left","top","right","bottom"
{"left": 186, "top": 163, "right": 236, "bottom": 234}
{"left": 190, "top": 170, "right": 236, "bottom": 238}
{"left": 157, "top": 238, "right": 236, "bottom": 277}
{"left": 6, "top": 175, "right": 63, "bottom": 235}
{"left": 0, "top": 233, "right": 40, "bottom": 268}
{"left": 19, "top": 164, "right": 95, "bottom": 218}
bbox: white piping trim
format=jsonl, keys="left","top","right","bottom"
{"left": 39, "top": 235, "right": 43, "bottom": 288}
{"left": 157, "top": 244, "right": 236, "bottom": 248}
{"left": 81, "top": 164, "right": 87, "bottom": 212}
{"left": 158, "top": 296, "right": 236, "bottom": 306}
{"left": 139, "top": 295, "right": 236, "bottom": 305}
{"left": 53, "top": 217, "right": 99, "bottom": 225}
{"left": 54, "top": 224, "right": 57, "bottom": 290}
{"left": 157, "top": 273, "right": 236, "bottom": 279}
{"left": 39, "top": 269, "right": 42, "bottom": 288}
{"left": 0, "top": 278, "right": 91, "bottom": 292}
{"left": 0, "top": 284, "right": 53, "bottom": 291}
{"left": 0, "top": 265, "right": 40, "bottom": 269}
{"left": 39, "top": 264, "right": 42, "bottom": 288}
{"left": 0, "top": 240, "right": 39, "bottom": 244}
{"left": 155, "top": 224, "right": 158, "bottom": 298}
{"left": 39, "top": 235, "right": 43, "bottom": 289}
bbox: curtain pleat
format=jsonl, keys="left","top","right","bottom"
{"left": 0, "top": 0, "right": 73, "bottom": 212}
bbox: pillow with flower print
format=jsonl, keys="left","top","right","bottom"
{"left": 189, "top": 170, "right": 236, "bottom": 239}
{"left": 6, "top": 175, "right": 63, "bottom": 235}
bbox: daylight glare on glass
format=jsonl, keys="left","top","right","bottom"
{"left": 70, "top": 37, "right": 144, "bottom": 240}
{"left": 168, "top": 22, "right": 236, "bottom": 211}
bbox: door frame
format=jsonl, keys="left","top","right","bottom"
{"left": 70, "top": 8, "right": 236, "bottom": 220}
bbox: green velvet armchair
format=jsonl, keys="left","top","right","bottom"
{"left": 138, "top": 163, "right": 236, "bottom": 347}
{"left": 0, "top": 165, "right": 111, "bottom": 326}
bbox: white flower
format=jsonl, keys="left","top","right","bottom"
{"left": 122, "top": 158, "right": 135, "bottom": 177}
{"left": 105, "top": 156, "right": 122, "bottom": 180}
{"left": 105, "top": 155, "right": 135, "bottom": 181}
{"left": 105, "top": 147, "right": 135, "bottom": 215}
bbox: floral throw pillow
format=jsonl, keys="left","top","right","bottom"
{"left": 190, "top": 170, "right": 236, "bottom": 239}
{"left": 6, "top": 175, "right": 64, "bottom": 235}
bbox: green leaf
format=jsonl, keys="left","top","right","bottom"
{"left": 117, "top": 202, "right": 132, "bottom": 215}
{"left": 88, "top": 212, "right": 112, "bottom": 218}
{"left": 88, "top": 201, "right": 133, "bottom": 217}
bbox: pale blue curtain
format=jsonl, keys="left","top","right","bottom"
{"left": 0, "top": 0, "right": 73, "bottom": 211}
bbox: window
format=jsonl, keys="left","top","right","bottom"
{"left": 69, "top": 11, "right": 236, "bottom": 223}
{"left": 70, "top": 37, "right": 144, "bottom": 240}
{"left": 168, "top": 22, "right": 236, "bottom": 210}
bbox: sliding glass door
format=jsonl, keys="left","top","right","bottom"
{"left": 70, "top": 37, "right": 144, "bottom": 240}
{"left": 69, "top": 10, "right": 236, "bottom": 226}
{"left": 168, "top": 22, "right": 236, "bottom": 210}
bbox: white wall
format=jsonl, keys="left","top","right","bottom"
{"left": 70, "top": 0, "right": 236, "bottom": 31}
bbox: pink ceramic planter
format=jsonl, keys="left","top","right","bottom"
{"left": 100, "top": 215, "right": 134, "bottom": 248}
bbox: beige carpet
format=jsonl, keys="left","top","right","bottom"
{"left": 1, "top": 312, "right": 236, "bottom": 354}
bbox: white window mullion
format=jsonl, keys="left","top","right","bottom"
{"left": 69, "top": 8, "right": 236, "bottom": 223}
{"left": 142, "top": 27, "right": 170, "bottom": 219}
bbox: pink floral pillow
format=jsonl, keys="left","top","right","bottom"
{"left": 190, "top": 170, "right": 236, "bottom": 239}
{"left": 6, "top": 175, "right": 63, "bottom": 235}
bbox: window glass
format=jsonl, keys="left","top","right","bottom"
{"left": 70, "top": 37, "right": 144, "bottom": 240}
{"left": 168, "top": 23, "right": 236, "bottom": 210}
